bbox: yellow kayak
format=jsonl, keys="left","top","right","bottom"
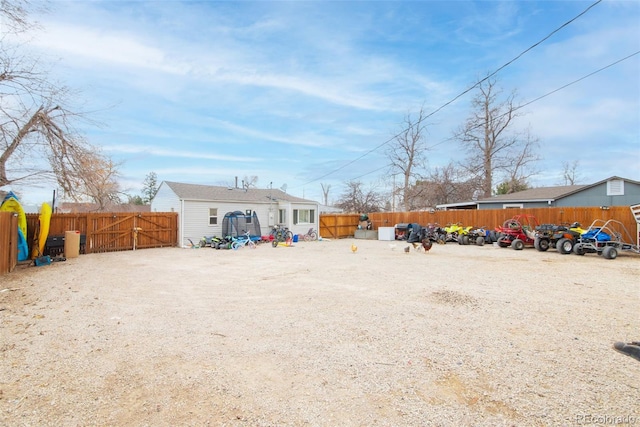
{"left": 0, "top": 192, "right": 27, "bottom": 238}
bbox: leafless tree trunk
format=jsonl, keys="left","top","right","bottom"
{"left": 320, "top": 183, "right": 331, "bottom": 205}
{"left": 386, "top": 106, "right": 429, "bottom": 211}
{"left": 455, "top": 77, "right": 539, "bottom": 198}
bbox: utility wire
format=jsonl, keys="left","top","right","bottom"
{"left": 346, "top": 50, "right": 640, "bottom": 182}
{"left": 297, "top": 0, "right": 602, "bottom": 188}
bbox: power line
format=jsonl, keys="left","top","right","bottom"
{"left": 297, "top": 0, "right": 603, "bottom": 188}
{"left": 343, "top": 50, "right": 640, "bottom": 183}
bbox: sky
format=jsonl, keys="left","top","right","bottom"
{"left": 5, "top": 0, "right": 640, "bottom": 206}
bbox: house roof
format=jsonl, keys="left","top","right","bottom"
{"left": 477, "top": 176, "right": 639, "bottom": 204}
{"left": 162, "top": 181, "right": 316, "bottom": 204}
{"left": 476, "top": 185, "right": 586, "bottom": 203}
{"left": 436, "top": 176, "right": 640, "bottom": 209}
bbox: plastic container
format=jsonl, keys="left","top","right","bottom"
{"left": 293, "top": 234, "right": 299, "bottom": 242}
{"left": 64, "top": 230, "right": 81, "bottom": 258}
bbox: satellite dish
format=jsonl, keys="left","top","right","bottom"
{"left": 280, "top": 184, "right": 287, "bottom": 193}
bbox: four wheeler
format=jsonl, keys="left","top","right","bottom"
{"left": 534, "top": 222, "right": 587, "bottom": 254}
{"left": 457, "top": 226, "right": 491, "bottom": 246}
{"left": 496, "top": 215, "right": 540, "bottom": 250}
{"left": 572, "top": 219, "right": 639, "bottom": 260}
{"left": 443, "top": 222, "right": 472, "bottom": 243}
{"left": 424, "top": 223, "right": 447, "bottom": 244}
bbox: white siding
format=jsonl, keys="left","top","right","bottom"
{"left": 150, "top": 183, "right": 180, "bottom": 213}
{"left": 183, "top": 201, "right": 278, "bottom": 241}
{"left": 151, "top": 181, "right": 320, "bottom": 244}
{"left": 290, "top": 203, "right": 320, "bottom": 236}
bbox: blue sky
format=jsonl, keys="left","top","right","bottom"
{"left": 11, "top": 0, "right": 640, "bottom": 205}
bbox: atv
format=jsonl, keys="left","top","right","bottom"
{"left": 534, "top": 222, "right": 586, "bottom": 254}
{"left": 443, "top": 222, "right": 472, "bottom": 243}
{"left": 457, "top": 226, "right": 491, "bottom": 246}
{"left": 424, "top": 223, "right": 447, "bottom": 244}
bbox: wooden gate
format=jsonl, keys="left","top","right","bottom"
{"left": 86, "top": 213, "right": 178, "bottom": 253}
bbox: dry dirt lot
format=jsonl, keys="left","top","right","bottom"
{"left": 1, "top": 238, "right": 639, "bottom": 426}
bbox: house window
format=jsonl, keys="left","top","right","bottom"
{"left": 209, "top": 208, "right": 218, "bottom": 225}
{"left": 503, "top": 204, "right": 523, "bottom": 209}
{"left": 607, "top": 179, "right": 624, "bottom": 196}
{"left": 278, "top": 209, "right": 286, "bottom": 224}
{"left": 293, "top": 209, "right": 315, "bottom": 225}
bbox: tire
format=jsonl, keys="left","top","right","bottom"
{"left": 573, "top": 244, "right": 585, "bottom": 256}
{"left": 534, "top": 237, "right": 549, "bottom": 252}
{"left": 457, "top": 236, "right": 464, "bottom": 245}
{"left": 488, "top": 231, "right": 497, "bottom": 243}
{"left": 462, "top": 235, "right": 470, "bottom": 245}
{"left": 557, "top": 238, "right": 573, "bottom": 255}
{"left": 602, "top": 246, "right": 618, "bottom": 260}
{"left": 476, "top": 236, "right": 485, "bottom": 246}
{"left": 272, "top": 239, "right": 278, "bottom": 248}
{"left": 511, "top": 239, "right": 525, "bottom": 250}
{"left": 284, "top": 231, "right": 293, "bottom": 241}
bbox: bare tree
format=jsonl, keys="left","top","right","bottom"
{"left": 335, "top": 181, "right": 383, "bottom": 213}
{"left": 1, "top": 1, "right": 119, "bottom": 204}
{"left": 455, "top": 77, "right": 539, "bottom": 198}
{"left": 320, "top": 183, "right": 331, "bottom": 205}
{"left": 242, "top": 175, "right": 258, "bottom": 189}
{"left": 76, "top": 157, "right": 122, "bottom": 211}
{"left": 560, "top": 160, "right": 581, "bottom": 185}
{"left": 500, "top": 128, "right": 539, "bottom": 194}
{"left": 428, "top": 162, "right": 478, "bottom": 205}
{"left": 386, "top": 106, "right": 429, "bottom": 211}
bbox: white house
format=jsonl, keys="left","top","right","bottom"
{"left": 151, "top": 181, "right": 320, "bottom": 245}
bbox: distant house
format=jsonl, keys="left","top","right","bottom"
{"left": 437, "top": 176, "right": 640, "bottom": 210}
{"left": 151, "top": 181, "right": 320, "bottom": 245}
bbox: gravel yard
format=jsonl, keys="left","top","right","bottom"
{"left": 1, "top": 238, "right": 639, "bottom": 426}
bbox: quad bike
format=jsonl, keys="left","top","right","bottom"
{"left": 496, "top": 214, "right": 540, "bottom": 250}
{"left": 443, "top": 222, "right": 472, "bottom": 243}
{"left": 534, "top": 222, "right": 587, "bottom": 254}
{"left": 458, "top": 226, "right": 491, "bottom": 246}
{"left": 572, "top": 219, "right": 639, "bottom": 260}
{"left": 423, "top": 223, "right": 447, "bottom": 244}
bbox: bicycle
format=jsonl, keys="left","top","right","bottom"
{"left": 232, "top": 230, "right": 257, "bottom": 250}
{"left": 270, "top": 225, "right": 293, "bottom": 248}
{"left": 301, "top": 227, "right": 318, "bottom": 241}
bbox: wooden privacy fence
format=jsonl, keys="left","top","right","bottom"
{"left": 0, "top": 212, "right": 19, "bottom": 274}
{"left": 319, "top": 206, "right": 639, "bottom": 241}
{"left": 23, "top": 212, "right": 178, "bottom": 256}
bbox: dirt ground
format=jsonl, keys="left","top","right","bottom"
{"left": 1, "top": 238, "right": 639, "bottom": 426}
